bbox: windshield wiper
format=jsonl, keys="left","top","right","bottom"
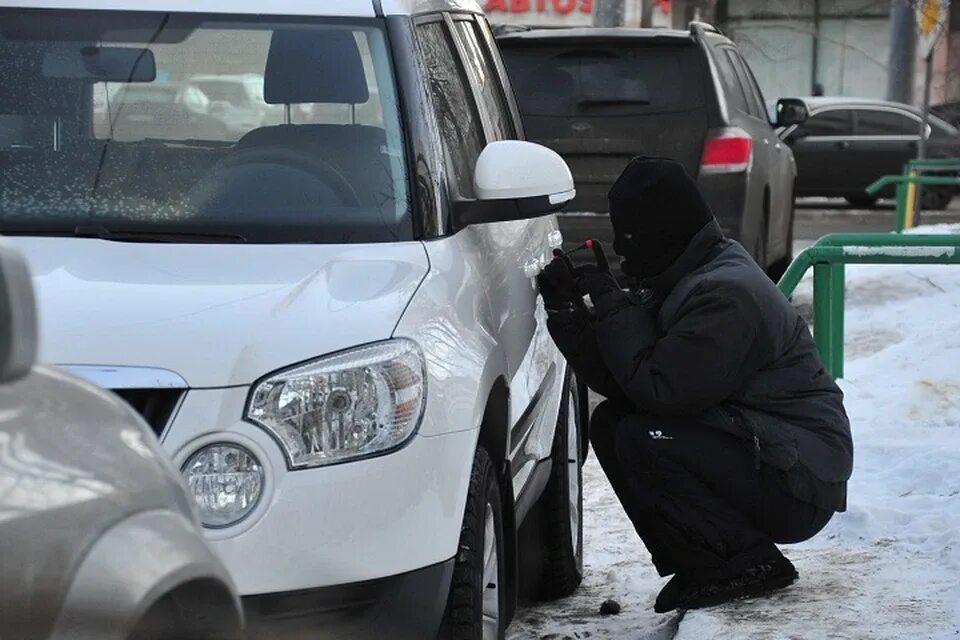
{"left": 71, "top": 225, "right": 247, "bottom": 243}
{"left": 1, "top": 224, "right": 245, "bottom": 243}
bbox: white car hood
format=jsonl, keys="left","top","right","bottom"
{"left": 11, "top": 237, "right": 429, "bottom": 388}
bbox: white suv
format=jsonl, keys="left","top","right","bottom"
{"left": 1, "top": 0, "right": 585, "bottom": 637}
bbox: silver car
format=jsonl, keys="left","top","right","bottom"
{"left": 0, "top": 244, "right": 243, "bottom": 640}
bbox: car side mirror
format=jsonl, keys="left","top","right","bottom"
{"left": 0, "top": 244, "right": 38, "bottom": 383}
{"left": 776, "top": 98, "right": 808, "bottom": 128}
{"left": 452, "top": 141, "right": 575, "bottom": 231}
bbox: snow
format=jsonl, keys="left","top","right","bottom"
{"left": 509, "top": 225, "right": 960, "bottom": 639}
{"left": 842, "top": 245, "right": 956, "bottom": 258}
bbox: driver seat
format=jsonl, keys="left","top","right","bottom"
{"left": 188, "top": 29, "right": 393, "bottom": 221}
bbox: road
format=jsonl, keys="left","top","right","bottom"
{"left": 793, "top": 197, "right": 960, "bottom": 252}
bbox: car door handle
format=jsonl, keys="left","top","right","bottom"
{"left": 835, "top": 140, "right": 851, "bottom": 150}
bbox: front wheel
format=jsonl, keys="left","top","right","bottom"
{"left": 439, "top": 447, "right": 506, "bottom": 640}
{"left": 533, "top": 373, "right": 584, "bottom": 600}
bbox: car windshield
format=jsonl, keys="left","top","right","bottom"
{"left": 0, "top": 10, "right": 411, "bottom": 243}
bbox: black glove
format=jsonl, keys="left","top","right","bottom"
{"left": 537, "top": 252, "right": 580, "bottom": 311}
{"left": 573, "top": 263, "right": 622, "bottom": 302}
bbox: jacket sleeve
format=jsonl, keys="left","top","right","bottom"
{"left": 546, "top": 306, "right": 630, "bottom": 404}
{"left": 592, "top": 284, "right": 764, "bottom": 416}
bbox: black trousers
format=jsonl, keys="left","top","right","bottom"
{"left": 590, "top": 401, "right": 834, "bottom": 579}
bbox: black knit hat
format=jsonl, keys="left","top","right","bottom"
{"left": 608, "top": 156, "right": 716, "bottom": 278}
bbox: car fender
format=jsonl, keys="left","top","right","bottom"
{"left": 49, "top": 509, "right": 242, "bottom": 640}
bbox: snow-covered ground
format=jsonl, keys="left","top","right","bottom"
{"left": 509, "top": 225, "right": 960, "bottom": 639}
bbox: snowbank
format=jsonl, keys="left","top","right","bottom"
{"left": 510, "top": 225, "right": 960, "bottom": 639}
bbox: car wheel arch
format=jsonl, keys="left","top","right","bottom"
{"left": 49, "top": 509, "right": 242, "bottom": 640}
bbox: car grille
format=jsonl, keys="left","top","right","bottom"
{"left": 113, "top": 388, "right": 184, "bottom": 437}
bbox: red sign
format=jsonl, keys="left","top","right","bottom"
{"left": 484, "top": 0, "right": 593, "bottom": 15}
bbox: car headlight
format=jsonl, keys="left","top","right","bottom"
{"left": 181, "top": 444, "right": 264, "bottom": 528}
{"left": 245, "top": 339, "right": 426, "bottom": 469}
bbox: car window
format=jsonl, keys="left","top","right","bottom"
{"left": 855, "top": 109, "right": 920, "bottom": 136}
{"left": 500, "top": 44, "right": 705, "bottom": 117}
{"left": 416, "top": 20, "right": 485, "bottom": 199}
{"left": 729, "top": 51, "right": 767, "bottom": 120}
{"left": 793, "top": 110, "right": 853, "bottom": 137}
{"left": 930, "top": 114, "right": 960, "bottom": 139}
{"left": 0, "top": 12, "right": 411, "bottom": 244}
{"left": 452, "top": 19, "right": 516, "bottom": 141}
{"left": 710, "top": 47, "right": 750, "bottom": 115}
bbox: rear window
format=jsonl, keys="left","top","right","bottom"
{"left": 501, "top": 43, "right": 705, "bottom": 117}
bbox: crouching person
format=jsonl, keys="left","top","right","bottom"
{"left": 537, "top": 157, "right": 853, "bottom": 613}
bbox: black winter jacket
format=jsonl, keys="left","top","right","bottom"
{"left": 548, "top": 221, "right": 853, "bottom": 512}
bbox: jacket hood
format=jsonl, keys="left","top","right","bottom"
{"left": 11, "top": 237, "right": 429, "bottom": 388}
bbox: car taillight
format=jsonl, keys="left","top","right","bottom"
{"left": 700, "top": 128, "right": 753, "bottom": 174}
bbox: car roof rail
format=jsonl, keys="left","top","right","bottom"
{"left": 689, "top": 21, "right": 723, "bottom": 38}
{"left": 491, "top": 23, "right": 532, "bottom": 37}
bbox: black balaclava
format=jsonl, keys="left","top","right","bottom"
{"left": 608, "top": 156, "right": 716, "bottom": 279}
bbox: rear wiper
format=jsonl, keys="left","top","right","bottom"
{"left": 578, "top": 98, "right": 651, "bottom": 108}
{"left": 71, "top": 225, "right": 247, "bottom": 243}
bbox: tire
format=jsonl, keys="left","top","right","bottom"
{"left": 534, "top": 373, "right": 585, "bottom": 600}
{"left": 128, "top": 594, "right": 189, "bottom": 640}
{"left": 439, "top": 447, "right": 506, "bottom": 640}
{"left": 845, "top": 194, "right": 878, "bottom": 208}
{"left": 920, "top": 186, "right": 953, "bottom": 211}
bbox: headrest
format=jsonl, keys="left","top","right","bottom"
{"left": 263, "top": 29, "right": 369, "bottom": 105}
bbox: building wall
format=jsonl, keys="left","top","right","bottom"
{"left": 721, "top": 0, "right": 895, "bottom": 102}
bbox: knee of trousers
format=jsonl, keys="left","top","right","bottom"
{"left": 590, "top": 400, "right": 631, "bottom": 445}
{"left": 612, "top": 413, "right": 670, "bottom": 464}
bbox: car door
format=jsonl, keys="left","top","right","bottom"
{"left": 847, "top": 107, "right": 922, "bottom": 192}
{"left": 727, "top": 49, "right": 793, "bottom": 259}
{"left": 710, "top": 45, "right": 775, "bottom": 259}
{"left": 785, "top": 108, "right": 855, "bottom": 197}
{"left": 430, "top": 15, "right": 564, "bottom": 497}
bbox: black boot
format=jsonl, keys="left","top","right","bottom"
{"left": 655, "top": 555, "right": 798, "bottom": 613}
{"left": 683, "top": 555, "right": 798, "bottom": 611}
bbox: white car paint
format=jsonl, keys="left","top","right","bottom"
{"left": 18, "top": 237, "right": 428, "bottom": 388}
{"left": 5, "top": 1, "right": 576, "bottom": 633}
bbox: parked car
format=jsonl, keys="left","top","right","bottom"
{"left": 188, "top": 74, "right": 283, "bottom": 136}
{"left": 781, "top": 97, "right": 960, "bottom": 210}
{"left": 497, "top": 22, "right": 806, "bottom": 279}
{"left": 931, "top": 100, "right": 960, "bottom": 128}
{"left": 0, "top": 244, "right": 243, "bottom": 640}
{"left": 1, "top": 2, "right": 584, "bottom": 638}
{"left": 110, "top": 83, "right": 230, "bottom": 142}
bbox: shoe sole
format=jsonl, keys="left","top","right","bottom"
{"left": 682, "top": 572, "right": 798, "bottom": 610}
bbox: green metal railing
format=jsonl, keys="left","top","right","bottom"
{"left": 777, "top": 233, "right": 960, "bottom": 378}
{"left": 866, "top": 158, "right": 960, "bottom": 232}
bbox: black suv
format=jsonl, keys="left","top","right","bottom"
{"left": 497, "top": 23, "right": 807, "bottom": 277}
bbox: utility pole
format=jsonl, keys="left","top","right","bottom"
{"left": 886, "top": 0, "right": 917, "bottom": 103}
{"left": 594, "top": 0, "right": 625, "bottom": 27}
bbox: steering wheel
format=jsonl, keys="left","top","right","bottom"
{"left": 191, "top": 146, "right": 361, "bottom": 210}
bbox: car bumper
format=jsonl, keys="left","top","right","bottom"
{"left": 163, "top": 387, "right": 477, "bottom": 596}
{"left": 698, "top": 172, "right": 748, "bottom": 240}
{"left": 242, "top": 559, "right": 454, "bottom": 640}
